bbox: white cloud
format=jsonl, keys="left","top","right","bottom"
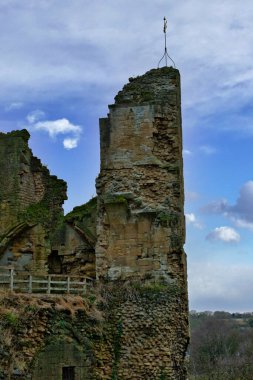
{"left": 203, "top": 181, "right": 253, "bottom": 230}
{"left": 206, "top": 226, "right": 240, "bottom": 243}
{"left": 0, "top": 0, "right": 252, "bottom": 130}
{"left": 186, "top": 213, "right": 196, "bottom": 223}
{"left": 27, "top": 112, "right": 82, "bottom": 149}
{"left": 33, "top": 118, "right": 81, "bottom": 138}
{"left": 63, "top": 137, "right": 79, "bottom": 150}
{"left": 188, "top": 261, "right": 253, "bottom": 311}
{"left": 183, "top": 149, "right": 193, "bottom": 156}
{"left": 185, "top": 213, "right": 203, "bottom": 229}
{"left": 27, "top": 109, "right": 45, "bottom": 124}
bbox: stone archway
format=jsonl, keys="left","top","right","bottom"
{"left": 32, "top": 339, "right": 90, "bottom": 380}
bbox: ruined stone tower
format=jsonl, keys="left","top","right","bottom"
{"left": 96, "top": 67, "right": 186, "bottom": 283}
{"left": 96, "top": 67, "right": 189, "bottom": 379}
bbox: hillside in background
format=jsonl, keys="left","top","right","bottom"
{"left": 188, "top": 311, "right": 253, "bottom": 379}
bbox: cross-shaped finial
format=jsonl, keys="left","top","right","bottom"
{"left": 158, "top": 17, "right": 176, "bottom": 68}
{"left": 163, "top": 17, "right": 167, "bottom": 34}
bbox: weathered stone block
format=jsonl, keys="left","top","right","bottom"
{"left": 95, "top": 67, "right": 188, "bottom": 378}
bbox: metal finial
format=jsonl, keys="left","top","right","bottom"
{"left": 158, "top": 17, "right": 176, "bottom": 68}
{"left": 163, "top": 16, "right": 167, "bottom": 33}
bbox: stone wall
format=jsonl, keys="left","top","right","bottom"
{"left": 0, "top": 131, "right": 97, "bottom": 277}
{"left": 0, "top": 283, "right": 188, "bottom": 380}
{"left": 0, "top": 67, "right": 189, "bottom": 379}
{"left": 0, "top": 292, "right": 98, "bottom": 380}
{"left": 96, "top": 67, "right": 186, "bottom": 283}
{"left": 0, "top": 130, "right": 67, "bottom": 235}
{"left": 0, "top": 130, "right": 67, "bottom": 272}
{"left": 32, "top": 340, "right": 90, "bottom": 379}
{"left": 53, "top": 198, "right": 97, "bottom": 277}
{"left": 95, "top": 67, "right": 189, "bottom": 378}
{"left": 93, "top": 281, "right": 188, "bottom": 380}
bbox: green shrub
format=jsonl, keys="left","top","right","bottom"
{"left": 4, "top": 312, "right": 19, "bottom": 327}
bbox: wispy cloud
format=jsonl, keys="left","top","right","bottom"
{"left": 199, "top": 145, "right": 217, "bottom": 155}
{"left": 186, "top": 213, "right": 203, "bottom": 229}
{"left": 0, "top": 0, "right": 252, "bottom": 130}
{"left": 5, "top": 102, "right": 24, "bottom": 111}
{"left": 27, "top": 111, "right": 82, "bottom": 149}
{"left": 26, "top": 110, "right": 45, "bottom": 124}
{"left": 202, "top": 199, "right": 228, "bottom": 214}
{"left": 185, "top": 191, "right": 199, "bottom": 202}
{"left": 33, "top": 119, "right": 81, "bottom": 138}
{"left": 230, "top": 181, "right": 253, "bottom": 223}
{"left": 186, "top": 213, "right": 196, "bottom": 223}
{"left": 203, "top": 181, "right": 253, "bottom": 230}
{"left": 183, "top": 149, "right": 193, "bottom": 156}
{"left": 206, "top": 226, "right": 240, "bottom": 243}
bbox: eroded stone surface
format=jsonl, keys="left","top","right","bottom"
{"left": 0, "top": 67, "right": 189, "bottom": 380}
{"left": 95, "top": 67, "right": 189, "bottom": 379}
{"left": 32, "top": 339, "right": 91, "bottom": 380}
{"left": 0, "top": 131, "right": 96, "bottom": 276}
{"left": 0, "top": 130, "right": 67, "bottom": 272}
{"left": 96, "top": 67, "right": 186, "bottom": 283}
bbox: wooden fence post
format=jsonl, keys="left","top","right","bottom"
{"left": 29, "top": 275, "right": 32, "bottom": 293}
{"left": 83, "top": 278, "right": 86, "bottom": 294}
{"left": 47, "top": 275, "right": 51, "bottom": 294}
{"left": 67, "top": 277, "right": 70, "bottom": 293}
{"left": 10, "top": 269, "right": 14, "bottom": 291}
{"left": 0, "top": 269, "right": 93, "bottom": 295}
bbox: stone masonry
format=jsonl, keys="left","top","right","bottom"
{"left": 0, "top": 130, "right": 96, "bottom": 276}
{"left": 0, "top": 130, "right": 67, "bottom": 272}
{"left": 95, "top": 67, "right": 189, "bottom": 379}
{"left": 0, "top": 67, "right": 189, "bottom": 380}
{"left": 96, "top": 67, "right": 186, "bottom": 283}
{"left": 0, "top": 129, "right": 67, "bottom": 234}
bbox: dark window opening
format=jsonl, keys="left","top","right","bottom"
{"left": 62, "top": 366, "right": 75, "bottom": 380}
{"left": 48, "top": 250, "right": 62, "bottom": 274}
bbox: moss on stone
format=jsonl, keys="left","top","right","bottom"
{"left": 18, "top": 201, "right": 51, "bottom": 225}
{"left": 161, "top": 163, "right": 180, "bottom": 174}
{"left": 0, "top": 129, "right": 30, "bottom": 141}
{"left": 157, "top": 211, "right": 179, "bottom": 227}
{"left": 103, "top": 194, "right": 128, "bottom": 206}
{"left": 65, "top": 197, "right": 97, "bottom": 223}
{"left": 132, "top": 281, "right": 180, "bottom": 298}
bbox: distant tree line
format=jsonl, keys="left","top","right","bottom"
{"left": 188, "top": 311, "right": 253, "bottom": 380}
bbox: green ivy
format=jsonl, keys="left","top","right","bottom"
{"left": 104, "top": 194, "right": 128, "bottom": 206}
{"left": 18, "top": 201, "right": 50, "bottom": 225}
{"left": 159, "top": 212, "right": 178, "bottom": 225}
{"left": 111, "top": 320, "right": 123, "bottom": 379}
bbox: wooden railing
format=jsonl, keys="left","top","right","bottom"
{"left": 0, "top": 266, "right": 93, "bottom": 295}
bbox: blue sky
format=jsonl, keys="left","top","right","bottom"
{"left": 1, "top": 0, "right": 253, "bottom": 312}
